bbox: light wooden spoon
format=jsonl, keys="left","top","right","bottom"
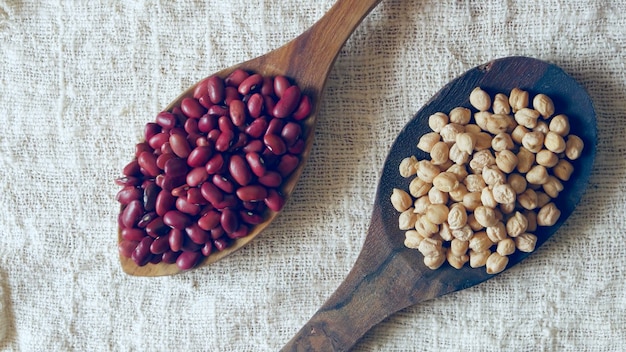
{"left": 282, "top": 56, "right": 597, "bottom": 351}
{"left": 119, "top": 0, "right": 383, "bottom": 276}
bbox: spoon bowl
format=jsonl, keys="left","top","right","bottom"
{"left": 282, "top": 56, "right": 597, "bottom": 351}
{"left": 119, "top": 0, "right": 383, "bottom": 276}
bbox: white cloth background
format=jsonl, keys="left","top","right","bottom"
{"left": 0, "top": 0, "right": 624, "bottom": 351}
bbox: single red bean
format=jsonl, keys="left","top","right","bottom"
{"left": 229, "top": 154, "right": 252, "bottom": 186}
{"left": 266, "top": 118, "right": 285, "bottom": 136}
{"left": 274, "top": 75, "right": 291, "bottom": 98}
{"left": 137, "top": 211, "right": 158, "bottom": 229}
{"left": 123, "top": 160, "right": 141, "bottom": 177}
{"left": 156, "top": 190, "right": 176, "bottom": 216}
{"left": 220, "top": 208, "right": 239, "bottom": 234}
{"left": 292, "top": 95, "right": 312, "bottom": 120}
{"left": 115, "top": 176, "right": 141, "bottom": 187}
{"left": 210, "top": 226, "right": 225, "bottom": 240}
{"left": 198, "top": 210, "right": 221, "bottom": 231}
{"left": 148, "top": 132, "right": 169, "bottom": 150}
{"left": 156, "top": 152, "right": 175, "bottom": 170}
{"left": 225, "top": 69, "right": 249, "bottom": 87}
{"left": 143, "top": 181, "right": 159, "bottom": 212}
{"left": 228, "top": 224, "right": 249, "bottom": 239}
{"left": 176, "top": 250, "right": 203, "bottom": 270}
{"left": 186, "top": 187, "right": 208, "bottom": 205}
{"left": 215, "top": 130, "right": 234, "bottom": 152}
{"left": 207, "top": 129, "right": 221, "bottom": 143}
{"left": 261, "top": 77, "right": 275, "bottom": 96}
{"left": 229, "top": 99, "right": 247, "bottom": 127}
{"left": 264, "top": 189, "right": 285, "bottom": 212}
{"left": 264, "top": 95, "right": 276, "bottom": 115}
{"left": 180, "top": 97, "right": 206, "bottom": 119}
{"left": 238, "top": 73, "right": 263, "bottom": 95}
{"left": 186, "top": 223, "right": 211, "bottom": 244}
{"left": 195, "top": 137, "right": 210, "bottom": 147}
{"left": 214, "top": 238, "right": 229, "bottom": 251}
{"left": 176, "top": 197, "right": 201, "bottom": 216}
{"left": 118, "top": 240, "right": 139, "bottom": 258}
{"left": 169, "top": 126, "right": 186, "bottom": 137}
{"left": 288, "top": 139, "right": 306, "bottom": 154}
{"left": 116, "top": 186, "right": 142, "bottom": 205}
{"left": 207, "top": 76, "right": 225, "bottom": 104}
{"left": 212, "top": 174, "right": 235, "bottom": 193}
{"left": 242, "top": 139, "right": 264, "bottom": 153}
{"left": 169, "top": 134, "right": 191, "bottom": 158}
{"left": 121, "top": 200, "right": 144, "bottom": 228}
{"left": 161, "top": 174, "right": 186, "bottom": 192}
{"left": 186, "top": 167, "right": 209, "bottom": 187}
{"left": 218, "top": 115, "right": 235, "bottom": 133}
{"left": 193, "top": 77, "right": 209, "bottom": 99}
{"left": 161, "top": 250, "right": 180, "bottom": 264}
{"left": 247, "top": 93, "right": 264, "bottom": 118}
{"left": 198, "top": 94, "right": 212, "bottom": 109}
{"left": 213, "top": 194, "right": 238, "bottom": 210}
{"left": 200, "top": 181, "right": 224, "bottom": 205}
{"left": 145, "top": 217, "right": 169, "bottom": 238}
{"left": 135, "top": 142, "right": 153, "bottom": 158}
{"left": 236, "top": 185, "right": 268, "bottom": 202}
{"left": 224, "top": 86, "right": 240, "bottom": 106}
{"left": 186, "top": 146, "right": 212, "bottom": 168}
{"left": 163, "top": 210, "right": 191, "bottom": 230}
{"left": 150, "top": 233, "right": 171, "bottom": 255}
{"left": 164, "top": 157, "right": 189, "bottom": 177}
{"left": 122, "top": 228, "right": 147, "bottom": 242}
{"left": 258, "top": 171, "right": 282, "bottom": 188}
{"left": 263, "top": 134, "right": 287, "bottom": 155}
{"left": 132, "top": 236, "right": 154, "bottom": 266}
{"left": 273, "top": 85, "right": 301, "bottom": 118}
{"left": 239, "top": 211, "right": 264, "bottom": 225}
{"left": 281, "top": 122, "right": 302, "bottom": 147}
{"left": 169, "top": 228, "right": 184, "bottom": 252}
{"left": 245, "top": 152, "right": 266, "bottom": 177}
{"left": 156, "top": 111, "right": 178, "bottom": 129}
{"left": 201, "top": 242, "right": 213, "bottom": 257}
{"left": 144, "top": 122, "right": 161, "bottom": 141}
{"left": 205, "top": 153, "right": 225, "bottom": 174}
{"left": 198, "top": 114, "right": 217, "bottom": 133}
{"left": 277, "top": 154, "right": 300, "bottom": 176}
{"left": 245, "top": 118, "right": 269, "bottom": 139}
{"left": 207, "top": 105, "right": 229, "bottom": 117}
{"left": 160, "top": 142, "right": 173, "bottom": 155}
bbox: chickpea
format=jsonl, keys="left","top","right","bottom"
{"left": 507, "top": 173, "right": 527, "bottom": 194}
{"left": 464, "top": 124, "right": 482, "bottom": 134}
{"left": 549, "top": 114, "right": 570, "bottom": 136}
{"left": 399, "top": 208, "right": 418, "bottom": 230}
{"left": 511, "top": 125, "right": 529, "bottom": 144}
{"left": 451, "top": 238, "right": 470, "bottom": 257}
{"left": 469, "top": 249, "right": 491, "bottom": 268}
{"left": 486, "top": 252, "right": 509, "bottom": 274}
{"left": 470, "top": 150, "right": 495, "bottom": 173}
{"left": 506, "top": 211, "right": 528, "bottom": 237}
{"left": 524, "top": 210, "right": 538, "bottom": 232}
{"left": 492, "top": 132, "right": 514, "bottom": 151}
{"left": 469, "top": 231, "right": 493, "bottom": 252}
{"left": 485, "top": 114, "right": 514, "bottom": 135}
{"left": 449, "top": 183, "right": 469, "bottom": 202}
{"left": 456, "top": 133, "right": 477, "bottom": 154}
{"left": 418, "top": 237, "right": 443, "bottom": 257}
{"left": 537, "top": 202, "right": 561, "bottom": 226}
{"left": 533, "top": 93, "right": 555, "bottom": 118}
{"left": 452, "top": 224, "right": 474, "bottom": 241}
{"left": 446, "top": 164, "right": 469, "bottom": 181}
{"left": 413, "top": 195, "right": 431, "bottom": 214}
{"left": 495, "top": 150, "right": 518, "bottom": 174}
{"left": 526, "top": 165, "right": 550, "bottom": 185}
{"left": 536, "top": 149, "right": 559, "bottom": 167}
{"left": 430, "top": 141, "right": 450, "bottom": 165}
{"left": 515, "top": 108, "right": 540, "bottom": 129}
{"left": 449, "top": 107, "right": 472, "bottom": 125}
{"left": 543, "top": 176, "right": 564, "bottom": 198}
{"left": 416, "top": 160, "right": 441, "bottom": 183}
{"left": 544, "top": 131, "right": 566, "bottom": 153}
{"left": 492, "top": 183, "right": 516, "bottom": 204}
{"left": 467, "top": 214, "right": 484, "bottom": 231}
{"left": 474, "top": 111, "right": 491, "bottom": 131}
{"left": 469, "top": 87, "right": 492, "bottom": 111}
{"left": 447, "top": 203, "right": 468, "bottom": 230}
{"left": 449, "top": 143, "right": 470, "bottom": 165}
{"left": 492, "top": 93, "right": 511, "bottom": 115}
{"left": 496, "top": 238, "right": 516, "bottom": 256}
{"left": 415, "top": 215, "right": 440, "bottom": 237}
{"left": 462, "top": 192, "right": 482, "bottom": 211}
{"left": 536, "top": 191, "right": 551, "bottom": 208}
{"left": 424, "top": 251, "right": 446, "bottom": 270}
{"left": 565, "top": 135, "right": 584, "bottom": 160}
{"left": 521, "top": 131, "right": 545, "bottom": 153}
{"left": 486, "top": 221, "right": 507, "bottom": 243}
{"left": 516, "top": 147, "right": 535, "bottom": 173}
{"left": 474, "top": 206, "right": 499, "bottom": 228}
{"left": 404, "top": 230, "right": 425, "bottom": 249}
{"left": 518, "top": 188, "right": 539, "bottom": 210}
{"left": 447, "top": 250, "right": 470, "bottom": 269}
{"left": 440, "top": 123, "right": 465, "bottom": 143}
{"left": 417, "top": 132, "right": 441, "bottom": 153}
{"left": 499, "top": 201, "right": 516, "bottom": 215}
{"left": 464, "top": 174, "right": 486, "bottom": 193}
{"left": 474, "top": 132, "right": 493, "bottom": 151}
{"left": 480, "top": 188, "right": 498, "bottom": 208}
{"left": 428, "top": 187, "right": 449, "bottom": 205}
{"left": 515, "top": 233, "right": 538, "bottom": 252}
{"left": 482, "top": 166, "right": 506, "bottom": 186}
{"left": 425, "top": 204, "right": 449, "bottom": 225}
{"left": 439, "top": 222, "right": 453, "bottom": 241}
{"left": 533, "top": 121, "right": 550, "bottom": 134}
{"left": 509, "top": 88, "right": 529, "bottom": 112}
{"left": 433, "top": 172, "right": 460, "bottom": 192}
{"left": 391, "top": 188, "right": 413, "bottom": 212}
{"left": 428, "top": 112, "right": 449, "bottom": 133}
{"left": 409, "top": 177, "right": 432, "bottom": 198}
{"left": 399, "top": 156, "right": 418, "bottom": 178}
{"left": 553, "top": 159, "right": 574, "bottom": 181}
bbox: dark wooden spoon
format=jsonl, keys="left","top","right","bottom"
{"left": 282, "top": 56, "right": 597, "bottom": 351}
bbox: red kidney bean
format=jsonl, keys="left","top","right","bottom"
{"left": 242, "top": 139, "right": 264, "bottom": 153}
{"left": 230, "top": 133, "right": 248, "bottom": 152}
{"left": 201, "top": 242, "right": 213, "bottom": 257}
{"left": 116, "top": 186, "right": 142, "bottom": 205}
{"left": 281, "top": 122, "right": 302, "bottom": 147}
{"left": 215, "top": 130, "right": 234, "bottom": 152}
{"left": 195, "top": 137, "right": 210, "bottom": 147}
{"left": 214, "top": 238, "right": 229, "bottom": 251}
{"left": 236, "top": 185, "right": 268, "bottom": 202}
{"left": 224, "top": 86, "right": 239, "bottom": 106}
{"left": 193, "top": 77, "right": 209, "bottom": 99}
{"left": 210, "top": 226, "right": 225, "bottom": 240}
{"left": 171, "top": 185, "right": 189, "bottom": 198}
{"left": 162, "top": 158, "right": 186, "bottom": 178}
{"left": 213, "top": 194, "right": 238, "bottom": 210}
{"left": 186, "top": 146, "right": 211, "bottom": 168}
{"left": 148, "top": 132, "right": 169, "bottom": 150}
{"left": 146, "top": 217, "right": 169, "bottom": 238}
{"left": 163, "top": 210, "right": 191, "bottom": 230}
{"left": 200, "top": 181, "right": 224, "bottom": 205}
{"left": 180, "top": 97, "right": 206, "bottom": 119}
{"left": 176, "top": 197, "right": 201, "bottom": 216}
{"left": 263, "top": 134, "right": 287, "bottom": 155}
{"left": 169, "top": 126, "right": 186, "bottom": 137}
{"left": 122, "top": 228, "right": 147, "bottom": 242}
{"left": 156, "top": 152, "right": 175, "bottom": 170}
{"left": 228, "top": 224, "right": 249, "bottom": 239}
{"left": 181, "top": 236, "right": 202, "bottom": 252}
{"left": 206, "top": 129, "right": 220, "bottom": 144}
{"left": 266, "top": 118, "right": 285, "bottom": 136}
{"left": 161, "top": 250, "right": 180, "bottom": 264}
{"left": 245, "top": 152, "right": 266, "bottom": 177}
{"left": 229, "top": 154, "right": 252, "bottom": 186}
{"left": 273, "top": 85, "right": 301, "bottom": 118}
{"left": 293, "top": 95, "right": 312, "bottom": 120}
{"left": 186, "top": 187, "right": 208, "bottom": 205}
{"left": 274, "top": 75, "right": 290, "bottom": 98}
{"left": 137, "top": 211, "right": 158, "bottom": 229}
{"left": 239, "top": 211, "right": 264, "bottom": 225}
{"left": 186, "top": 167, "right": 209, "bottom": 187}
{"left": 149, "top": 255, "right": 162, "bottom": 264}
{"left": 247, "top": 93, "right": 264, "bottom": 118}
{"left": 261, "top": 77, "right": 274, "bottom": 96}
{"left": 176, "top": 250, "right": 203, "bottom": 270}
{"left": 207, "top": 76, "right": 225, "bottom": 104}
{"left": 169, "top": 228, "right": 184, "bottom": 252}
{"left": 135, "top": 142, "right": 153, "bottom": 158}
{"left": 123, "top": 160, "right": 141, "bottom": 177}
{"left": 220, "top": 208, "right": 239, "bottom": 234}
{"left": 245, "top": 118, "right": 268, "bottom": 139}
{"left": 212, "top": 174, "right": 235, "bottom": 193}
{"left": 156, "top": 112, "right": 178, "bottom": 130}
{"left": 198, "top": 210, "right": 221, "bottom": 231}
{"left": 198, "top": 94, "right": 212, "bottom": 109}
{"left": 143, "top": 182, "right": 159, "bottom": 212}
{"left": 205, "top": 153, "right": 225, "bottom": 174}
{"left": 132, "top": 236, "right": 154, "bottom": 266}
{"left": 156, "top": 189, "right": 175, "bottom": 217}
{"left": 264, "top": 95, "right": 276, "bottom": 115}
{"left": 150, "top": 233, "right": 170, "bottom": 255}
{"left": 218, "top": 115, "right": 235, "bottom": 134}
{"left": 207, "top": 105, "right": 228, "bottom": 117}
{"left": 198, "top": 114, "right": 217, "bottom": 133}
{"left": 121, "top": 200, "right": 144, "bottom": 228}
{"left": 238, "top": 73, "right": 263, "bottom": 95}
{"left": 264, "top": 189, "right": 285, "bottom": 212}
{"left": 169, "top": 134, "right": 191, "bottom": 158}
{"left": 229, "top": 99, "right": 247, "bottom": 127}
{"left": 288, "top": 139, "right": 306, "bottom": 154}
{"left": 161, "top": 174, "right": 186, "bottom": 192}
{"left": 258, "top": 171, "right": 282, "bottom": 188}
{"left": 186, "top": 223, "right": 210, "bottom": 244}
{"left": 225, "top": 69, "right": 249, "bottom": 87}
{"left": 144, "top": 122, "right": 161, "bottom": 141}
{"left": 277, "top": 154, "right": 300, "bottom": 176}
{"left": 118, "top": 240, "right": 139, "bottom": 258}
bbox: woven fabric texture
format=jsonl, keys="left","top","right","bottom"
{"left": 0, "top": 0, "right": 625, "bottom": 351}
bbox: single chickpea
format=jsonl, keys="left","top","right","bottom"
{"left": 469, "top": 87, "right": 492, "bottom": 112}
{"left": 391, "top": 188, "right": 413, "bottom": 212}
{"left": 470, "top": 150, "right": 496, "bottom": 173}
{"left": 404, "top": 230, "right": 425, "bottom": 249}
{"left": 440, "top": 123, "right": 465, "bottom": 143}
{"left": 399, "top": 208, "right": 418, "bottom": 230}
{"left": 549, "top": 114, "right": 570, "bottom": 136}
{"left": 456, "top": 132, "right": 477, "bottom": 154}
{"left": 452, "top": 224, "right": 474, "bottom": 241}
{"left": 492, "top": 184, "right": 516, "bottom": 204}
{"left": 495, "top": 150, "right": 518, "bottom": 174}
{"left": 425, "top": 204, "right": 450, "bottom": 225}
{"left": 462, "top": 192, "right": 482, "bottom": 211}
{"left": 482, "top": 166, "right": 506, "bottom": 186}
{"left": 399, "top": 156, "right": 418, "bottom": 178}
{"left": 469, "top": 231, "right": 493, "bottom": 252}
{"left": 524, "top": 210, "right": 538, "bottom": 232}
{"left": 428, "top": 187, "right": 449, "bottom": 205}
{"left": 486, "top": 221, "right": 507, "bottom": 242}
{"left": 437, "top": 159, "right": 454, "bottom": 172}
{"left": 521, "top": 131, "right": 545, "bottom": 153}
{"left": 428, "top": 112, "right": 449, "bottom": 133}
{"left": 535, "top": 149, "right": 559, "bottom": 167}
{"left": 424, "top": 251, "right": 446, "bottom": 270}
{"left": 500, "top": 202, "right": 516, "bottom": 215}
{"left": 553, "top": 159, "right": 574, "bottom": 181}
{"left": 474, "top": 206, "right": 499, "bottom": 228}
{"left": 474, "top": 132, "right": 493, "bottom": 151}
{"left": 467, "top": 214, "right": 484, "bottom": 231}
{"left": 449, "top": 183, "right": 469, "bottom": 202}
{"left": 565, "top": 135, "right": 584, "bottom": 160}
{"left": 492, "top": 93, "right": 511, "bottom": 115}
{"left": 417, "top": 237, "right": 443, "bottom": 257}
{"left": 448, "top": 143, "right": 470, "bottom": 165}
{"left": 449, "top": 107, "right": 472, "bottom": 125}
{"left": 544, "top": 131, "right": 566, "bottom": 153}
{"left": 537, "top": 202, "right": 561, "bottom": 226}
{"left": 518, "top": 188, "right": 539, "bottom": 210}
{"left": 533, "top": 93, "right": 555, "bottom": 118}
{"left": 485, "top": 114, "right": 513, "bottom": 135}
{"left": 446, "top": 164, "right": 469, "bottom": 181}
{"left": 511, "top": 125, "right": 529, "bottom": 144}
{"left": 447, "top": 250, "right": 469, "bottom": 269}
{"left": 509, "top": 88, "right": 529, "bottom": 112}
{"left": 416, "top": 160, "right": 441, "bottom": 183}
{"left": 464, "top": 124, "right": 482, "bottom": 134}
{"left": 506, "top": 211, "right": 528, "bottom": 237}
{"left": 415, "top": 216, "right": 440, "bottom": 237}
{"left": 533, "top": 121, "right": 550, "bottom": 134}
{"left": 486, "top": 252, "right": 509, "bottom": 274}
{"left": 439, "top": 222, "right": 453, "bottom": 241}
{"left": 447, "top": 203, "right": 468, "bottom": 230}
{"left": 413, "top": 195, "right": 431, "bottom": 214}
{"left": 417, "top": 132, "right": 441, "bottom": 153}
{"left": 409, "top": 177, "right": 432, "bottom": 198}
{"left": 433, "top": 172, "right": 459, "bottom": 193}
{"left": 526, "top": 165, "right": 550, "bottom": 185}
{"left": 469, "top": 249, "right": 491, "bottom": 268}
{"left": 474, "top": 111, "right": 491, "bottom": 131}
{"left": 496, "top": 238, "right": 516, "bottom": 256}
{"left": 492, "top": 133, "right": 514, "bottom": 151}
{"left": 508, "top": 173, "right": 528, "bottom": 194}
{"left": 516, "top": 147, "right": 535, "bottom": 173}
{"left": 481, "top": 187, "right": 498, "bottom": 208}
{"left": 464, "top": 174, "right": 486, "bottom": 193}
{"left": 451, "top": 238, "right": 470, "bottom": 257}
{"left": 536, "top": 191, "right": 551, "bottom": 208}
{"left": 430, "top": 141, "right": 450, "bottom": 165}
{"left": 542, "top": 176, "right": 564, "bottom": 198}
{"left": 515, "top": 233, "right": 538, "bottom": 252}
{"left": 515, "top": 108, "right": 540, "bottom": 128}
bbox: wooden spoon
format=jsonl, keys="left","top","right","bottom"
{"left": 281, "top": 56, "right": 597, "bottom": 351}
{"left": 119, "top": 0, "right": 383, "bottom": 276}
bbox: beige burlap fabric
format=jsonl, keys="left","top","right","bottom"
{"left": 0, "top": 0, "right": 624, "bottom": 350}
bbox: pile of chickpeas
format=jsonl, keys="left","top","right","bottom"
{"left": 391, "top": 87, "right": 584, "bottom": 274}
